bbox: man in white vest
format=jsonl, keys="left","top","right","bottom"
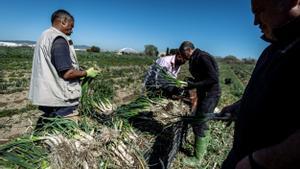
{"left": 29, "top": 9, "right": 97, "bottom": 117}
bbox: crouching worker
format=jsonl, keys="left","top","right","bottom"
{"left": 143, "top": 50, "right": 187, "bottom": 98}
{"left": 28, "top": 9, "right": 98, "bottom": 119}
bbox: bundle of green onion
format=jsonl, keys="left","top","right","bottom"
{"left": 115, "top": 96, "right": 153, "bottom": 119}
{"left": 34, "top": 116, "right": 79, "bottom": 138}
{"left": 0, "top": 136, "right": 49, "bottom": 169}
{"left": 80, "top": 76, "right": 114, "bottom": 119}
{"left": 144, "top": 64, "right": 187, "bottom": 89}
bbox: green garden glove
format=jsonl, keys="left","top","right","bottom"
{"left": 86, "top": 67, "right": 98, "bottom": 78}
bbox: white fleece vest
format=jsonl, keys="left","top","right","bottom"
{"left": 29, "top": 27, "right": 81, "bottom": 107}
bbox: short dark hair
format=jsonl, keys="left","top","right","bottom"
{"left": 179, "top": 41, "right": 195, "bottom": 53}
{"left": 51, "top": 9, "right": 74, "bottom": 24}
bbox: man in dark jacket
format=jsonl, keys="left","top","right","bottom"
{"left": 221, "top": 0, "right": 300, "bottom": 168}
{"left": 179, "top": 41, "right": 221, "bottom": 166}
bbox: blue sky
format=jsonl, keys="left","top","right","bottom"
{"left": 0, "top": 0, "right": 268, "bottom": 58}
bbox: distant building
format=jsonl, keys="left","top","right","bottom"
{"left": 74, "top": 48, "right": 86, "bottom": 51}
{"left": 0, "top": 40, "right": 89, "bottom": 50}
{"left": 117, "top": 48, "right": 138, "bottom": 55}
{"left": 159, "top": 52, "right": 166, "bottom": 57}
{"left": 0, "top": 41, "right": 35, "bottom": 48}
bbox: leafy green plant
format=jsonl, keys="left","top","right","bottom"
{"left": 0, "top": 136, "right": 49, "bottom": 169}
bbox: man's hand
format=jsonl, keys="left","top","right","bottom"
{"left": 187, "top": 80, "right": 197, "bottom": 89}
{"left": 219, "top": 104, "right": 237, "bottom": 118}
{"left": 217, "top": 101, "right": 240, "bottom": 126}
{"left": 235, "top": 156, "right": 252, "bottom": 169}
{"left": 86, "top": 67, "right": 98, "bottom": 78}
{"left": 62, "top": 69, "right": 87, "bottom": 80}
{"left": 184, "top": 77, "right": 196, "bottom": 89}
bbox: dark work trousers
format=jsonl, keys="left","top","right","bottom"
{"left": 35, "top": 105, "right": 78, "bottom": 130}
{"left": 38, "top": 105, "right": 77, "bottom": 117}
{"left": 192, "top": 95, "right": 220, "bottom": 137}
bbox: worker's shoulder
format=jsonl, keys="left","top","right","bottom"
{"left": 194, "top": 49, "right": 213, "bottom": 58}
{"left": 287, "top": 38, "right": 300, "bottom": 57}
{"left": 53, "top": 36, "right": 68, "bottom": 45}
{"left": 40, "top": 27, "right": 55, "bottom": 37}
{"left": 156, "top": 55, "right": 174, "bottom": 63}
{"left": 193, "top": 49, "right": 216, "bottom": 64}
{"left": 161, "top": 55, "right": 175, "bottom": 60}
{"left": 39, "top": 27, "right": 67, "bottom": 40}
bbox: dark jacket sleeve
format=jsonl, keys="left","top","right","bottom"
{"left": 192, "top": 55, "right": 219, "bottom": 88}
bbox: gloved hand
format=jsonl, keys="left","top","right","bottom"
{"left": 86, "top": 67, "right": 98, "bottom": 78}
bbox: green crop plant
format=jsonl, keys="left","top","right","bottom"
{"left": 0, "top": 136, "right": 49, "bottom": 169}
